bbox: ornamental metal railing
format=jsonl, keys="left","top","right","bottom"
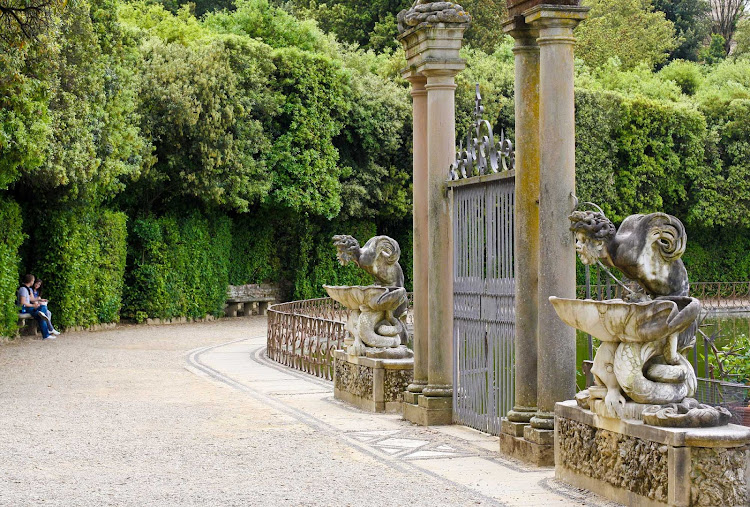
{"left": 266, "top": 294, "right": 414, "bottom": 380}
{"left": 577, "top": 279, "right": 750, "bottom": 311}
{"left": 266, "top": 297, "right": 349, "bottom": 380}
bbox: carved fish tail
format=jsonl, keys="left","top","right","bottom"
{"left": 614, "top": 343, "right": 692, "bottom": 405}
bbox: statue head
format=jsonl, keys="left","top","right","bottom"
{"left": 569, "top": 210, "right": 616, "bottom": 266}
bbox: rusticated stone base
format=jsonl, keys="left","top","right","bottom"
{"left": 556, "top": 400, "right": 750, "bottom": 507}
{"left": 498, "top": 419, "right": 555, "bottom": 466}
{"left": 402, "top": 393, "right": 453, "bottom": 426}
{"left": 333, "top": 350, "right": 413, "bottom": 413}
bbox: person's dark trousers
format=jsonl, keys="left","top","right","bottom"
{"left": 22, "top": 306, "right": 50, "bottom": 339}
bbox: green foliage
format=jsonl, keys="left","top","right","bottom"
{"left": 265, "top": 47, "right": 351, "bottom": 218}
{"left": 123, "top": 212, "right": 231, "bottom": 320}
{"left": 335, "top": 50, "right": 412, "bottom": 221}
{"left": 658, "top": 60, "right": 704, "bottom": 95}
{"left": 576, "top": 0, "right": 678, "bottom": 69}
{"left": 734, "top": 18, "right": 750, "bottom": 58}
{"left": 25, "top": 0, "right": 148, "bottom": 204}
{"left": 32, "top": 207, "right": 127, "bottom": 328}
{"left": 574, "top": 90, "right": 706, "bottom": 223}
{"left": 653, "top": 0, "right": 711, "bottom": 61}
{"left": 700, "top": 33, "right": 728, "bottom": 64}
{"left": 288, "top": 0, "right": 410, "bottom": 51}
{"left": 576, "top": 59, "right": 684, "bottom": 101}
{"left": 460, "top": 0, "right": 508, "bottom": 53}
{"left": 0, "top": 199, "right": 25, "bottom": 337}
{"left": 204, "top": 0, "right": 334, "bottom": 53}
{"left": 456, "top": 43, "right": 515, "bottom": 136}
{"left": 132, "top": 32, "right": 274, "bottom": 212}
{"left": 0, "top": 40, "right": 53, "bottom": 190}
{"left": 228, "top": 213, "right": 282, "bottom": 285}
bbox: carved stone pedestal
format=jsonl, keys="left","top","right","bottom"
{"left": 333, "top": 351, "right": 413, "bottom": 413}
{"left": 556, "top": 400, "right": 750, "bottom": 507}
{"left": 499, "top": 419, "right": 555, "bottom": 466}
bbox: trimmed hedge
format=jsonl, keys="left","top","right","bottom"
{"left": 123, "top": 212, "right": 232, "bottom": 322}
{"left": 0, "top": 199, "right": 25, "bottom": 337}
{"left": 32, "top": 207, "right": 127, "bottom": 329}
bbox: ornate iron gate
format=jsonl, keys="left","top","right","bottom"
{"left": 449, "top": 85, "right": 516, "bottom": 435}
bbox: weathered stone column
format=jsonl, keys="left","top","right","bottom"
{"left": 421, "top": 68, "right": 457, "bottom": 405}
{"left": 503, "top": 17, "right": 540, "bottom": 426}
{"left": 524, "top": 5, "right": 588, "bottom": 433}
{"left": 406, "top": 74, "right": 429, "bottom": 394}
{"left": 397, "top": 21, "right": 468, "bottom": 426}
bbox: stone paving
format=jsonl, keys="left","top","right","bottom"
{"left": 0, "top": 317, "right": 620, "bottom": 506}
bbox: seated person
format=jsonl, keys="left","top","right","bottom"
{"left": 30, "top": 278, "right": 60, "bottom": 335}
{"left": 17, "top": 274, "right": 57, "bottom": 339}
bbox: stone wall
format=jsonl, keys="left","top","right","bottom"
{"left": 558, "top": 417, "right": 668, "bottom": 503}
{"left": 690, "top": 447, "right": 748, "bottom": 506}
{"left": 334, "top": 360, "right": 374, "bottom": 401}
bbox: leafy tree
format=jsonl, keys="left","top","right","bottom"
{"left": 0, "top": 0, "right": 63, "bottom": 42}
{"left": 460, "top": 0, "right": 508, "bottom": 53}
{"left": 699, "top": 33, "right": 728, "bottom": 63}
{"left": 575, "top": 0, "right": 678, "bottom": 69}
{"left": 289, "top": 0, "right": 410, "bottom": 51}
{"left": 710, "top": 0, "right": 748, "bottom": 51}
{"left": 14, "top": 0, "right": 149, "bottom": 203}
{"left": 653, "top": 0, "right": 711, "bottom": 61}
{"left": 205, "top": 0, "right": 334, "bottom": 53}
{"left": 731, "top": 17, "right": 750, "bottom": 58}
{"left": 132, "top": 33, "right": 275, "bottom": 212}
{"left": 658, "top": 59, "right": 704, "bottom": 95}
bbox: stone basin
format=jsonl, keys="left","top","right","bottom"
{"left": 324, "top": 285, "right": 407, "bottom": 312}
{"left": 549, "top": 296, "right": 701, "bottom": 343}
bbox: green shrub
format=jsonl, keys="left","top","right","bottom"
{"left": 659, "top": 60, "right": 704, "bottom": 95}
{"left": 123, "top": 212, "right": 231, "bottom": 320}
{"left": 0, "top": 199, "right": 25, "bottom": 337}
{"left": 32, "top": 207, "right": 127, "bottom": 329}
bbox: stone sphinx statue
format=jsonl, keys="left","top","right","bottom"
{"left": 550, "top": 208, "right": 731, "bottom": 428}
{"left": 324, "top": 235, "right": 411, "bottom": 359}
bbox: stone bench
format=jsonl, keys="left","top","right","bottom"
{"left": 17, "top": 313, "right": 39, "bottom": 337}
{"left": 225, "top": 284, "right": 280, "bottom": 317}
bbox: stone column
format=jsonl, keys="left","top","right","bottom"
{"left": 525, "top": 5, "right": 588, "bottom": 432}
{"left": 397, "top": 22, "right": 467, "bottom": 426}
{"left": 421, "top": 69, "right": 457, "bottom": 403}
{"left": 406, "top": 75, "right": 429, "bottom": 394}
{"left": 503, "top": 17, "right": 540, "bottom": 426}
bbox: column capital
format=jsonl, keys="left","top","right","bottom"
{"left": 397, "top": 22, "right": 467, "bottom": 77}
{"left": 523, "top": 5, "right": 589, "bottom": 30}
{"left": 502, "top": 15, "right": 539, "bottom": 46}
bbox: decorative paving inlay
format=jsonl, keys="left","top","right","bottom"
{"left": 345, "top": 429, "right": 483, "bottom": 461}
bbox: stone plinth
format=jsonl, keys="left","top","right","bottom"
{"left": 556, "top": 400, "right": 750, "bottom": 507}
{"left": 499, "top": 419, "right": 555, "bottom": 466}
{"left": 333, "top": 351, "right": 413, "bottom": 413}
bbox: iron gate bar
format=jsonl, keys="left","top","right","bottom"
{"left": 450, "top": 177, "right": 515, "bottom": 436}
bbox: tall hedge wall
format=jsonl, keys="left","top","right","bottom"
{"left": 31, "top": 207, "right": 128, "bottom": 329}
{"left": 0, "top": 199, "right": 24, "bottom": 337}
{"left": 123, "top": 213, "right": 233, "bottom": 322}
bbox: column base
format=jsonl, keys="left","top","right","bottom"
{"left": 499, "top": 417, "right": 555, "bottom": 466}
{"left": 507, "top": 405, "right": 537, "bottom": 423}
{"left": 530, "top": 411, "right": 555, "bottom": 430}
{"left": 402, "top": 393, "right": 453, "bottom": 426}
{"left": 421, "top": 384, "right": 452, "bottom": 397}
{"left": 407, "top": 380, "right": 427, "bottom": 393}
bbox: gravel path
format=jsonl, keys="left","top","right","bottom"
{"left": 0, "top": 318, "right": 502, "bottom": 506}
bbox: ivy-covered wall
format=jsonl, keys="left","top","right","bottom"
{"left": 30, "top": 207, "right": 127, "bottom": 329}
{"left": 0, "top": 199, "right": 25, "bottom": 337}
